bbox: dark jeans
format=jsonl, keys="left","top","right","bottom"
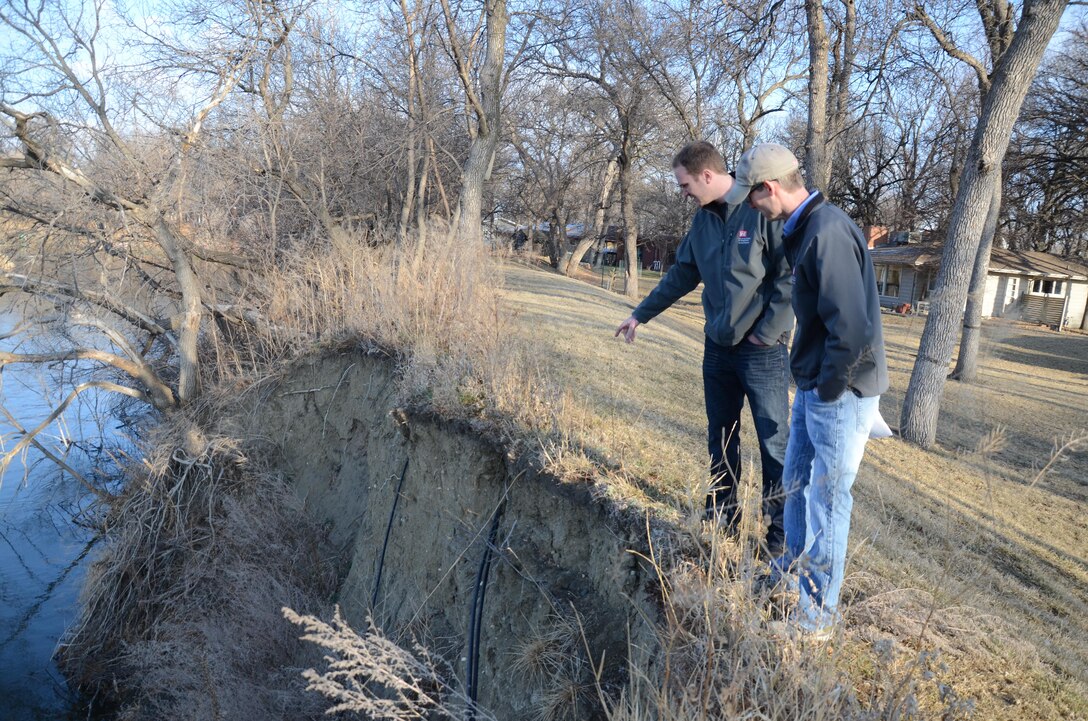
{"left": 703, "top": 335, "right": 789, "bottom": 550}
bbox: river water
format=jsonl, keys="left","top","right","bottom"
{"left": 1, "top": 310, "right": 118, "bottom": 718}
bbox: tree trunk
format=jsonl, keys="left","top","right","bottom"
{"left": 951, "top": 178, "right": 1002, "bottom": 382}
{"left": 143, "top": 211, "right": 203, "bottom": 406}
{"left": 416, "top": 157, "right": 430, "bottom": 241}
{"left": 456, "top": 137, "right": 495, "bottom": 244}
{"left": 454, "top": 0, "right": 507, "bottom": 245}
{"left": 827, "top": 0, "right": 857, "bottom": 154}
{"left": 619, "top": 150, "right": 639, "bottom": 299}
{"left": 547, "top": 208, "right": 563, "bottom": 268}
{"left": 563, "top": 155, "right": 618, "bottom": 276}
{"left": 399, "top": 136, "right": 417, "bottom": 245}
{"left": 398, "top": 82, "right": 418, "bottom": 245}
{"left": 411, "top": 153, "right": 431, "bottom": 274}
{"left": 398, "top": 0, "right": 420, "bottom": 246}
{"left": 427, "top": 136, "right": 452, "bottom": 221}
{"left": 804, "top": 0, "right": 831, "bottom": 192}
{"left": 900, "top": 0, "right": 1069, "bottom": 448}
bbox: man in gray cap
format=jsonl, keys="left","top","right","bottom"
{"left": 725, "top": 142, "right": 889, "bottom": 636}
{"left": 615, "top": 141, "right": 793, "bottom": 553}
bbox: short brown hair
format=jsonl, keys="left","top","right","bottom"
{"left": 672, "top": 141, "right": 727, "bottom": 176}
{"left": 776, "top": 169, "right": 805, "bottom": 192}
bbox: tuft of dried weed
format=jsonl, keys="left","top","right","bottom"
{"left": 283, "top": 605, "right": 492, "bottom": 721}
{"left": 606, "top": 480, "right": 977, "bottom": 721}
{"left": 59, "top": 417, "right": 338, "bottom": 719}
{"left": 510, "top": 613, "right": 598, "bottom": 721}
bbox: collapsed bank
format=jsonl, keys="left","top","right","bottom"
{"left": 65, "top": 346, "right": 665, "bottom": 719}
{"left": 246, "top": 349, "right": 661, "bottom": 717}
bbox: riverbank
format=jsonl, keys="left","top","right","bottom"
{"left": 14, "top": 233, "right": 1085, "bottom": 719}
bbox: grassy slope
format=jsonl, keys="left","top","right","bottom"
{"left": 502, "top": 261, "right": 1088, "bottom": 720}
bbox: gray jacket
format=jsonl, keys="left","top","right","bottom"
{"left": 784, "top": 192, "right": 889, "bottom": 401}
{"left": 632, "top": 200, "right": 793, "bottom": 347}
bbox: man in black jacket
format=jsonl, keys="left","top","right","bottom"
{"left": 726, "top": 142, "right": 889, "bottom": 636}
{"left": 615, "top": 141, "right": 793, "bottom": 552}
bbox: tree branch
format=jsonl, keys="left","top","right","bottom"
{"left": 0, "top": 401, "right": 108, "bottom": 500}
{"left": 0, "top": 347, "right": 174, "bottom": 410}
{"left": 438, "top": 0, "right": 489, "bottom": 132}
{"left": 0, "top": 104, "right": 140, "bottom": 212}
{"left": 0, "top": 381, "right": 146, "bottom": 492}
{"left": 911, "top": 5, "right": 991, "bottom": 91}
{"left": 1, "top": 272, "right": 177, "bottom": 346}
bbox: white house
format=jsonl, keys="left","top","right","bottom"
{"left": 868, "top": 244, "right": 1088, "bottom": 330}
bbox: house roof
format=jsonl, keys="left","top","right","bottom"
{"left": 989, "top": 248, "right": 1088, "bottom": 279}
{"left": 869, "top": 244, "right": 1088, "bottom": 280}
{"left": 868, "top": 244, "right": 944, "bottom": 267}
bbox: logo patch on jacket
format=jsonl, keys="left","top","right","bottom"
{"left": 736, "top": 229, "right": 751, "bottom": 245}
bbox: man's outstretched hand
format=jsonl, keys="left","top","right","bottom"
{"left": 615, "top": 316, "right": 640, "bottom": 343}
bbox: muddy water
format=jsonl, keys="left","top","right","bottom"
{"left": 0, "top": 311, "right": 116, "bottom": 719}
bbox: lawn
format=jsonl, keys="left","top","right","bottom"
{"left": 501, "top": 260, "right": 1088, "bottom": 720}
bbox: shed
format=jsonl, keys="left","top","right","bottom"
{"left": 868, "top": 244, "right": 1088, "bottom": 329}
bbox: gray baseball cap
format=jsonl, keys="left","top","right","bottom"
{"left": 723, "top": 143, "right": 801, "bottom": 205}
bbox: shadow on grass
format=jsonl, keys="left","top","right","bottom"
{"left": 992, "top": 332, "right": 1088, "bottom": 377}
{"left": 897, "top": 395, "right": 1088, "bottom": 506}
{"left": 853, "top": 465, "right": 1088, "bottom": 683}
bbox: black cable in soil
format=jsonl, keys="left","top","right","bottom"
{"left": 371, "top": 456, "right": 410, "bottom": 610}
{"left": 467, "top": 498, "right": 506, "bottom": 718}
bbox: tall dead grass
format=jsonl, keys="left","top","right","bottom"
{"left": 60, "top": 420, "right": 338, "bottom": 719}
{"left": 605, "top": 480, "right": 976, "bottom": 721}
{"left": 253, "top": 231, "right": 568, "bottom": 441}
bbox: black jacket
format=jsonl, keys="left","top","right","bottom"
{"left": 632, "top": 200, "right": 793, "bottom": 347}
{"left": 784, "top": 192, "right": 889, "bottom": 401}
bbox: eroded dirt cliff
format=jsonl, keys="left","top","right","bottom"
{"left": 238, "top": 347, "right": 662, "bottom": 718}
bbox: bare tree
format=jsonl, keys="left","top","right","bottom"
{"left": 627, "top": 0, "right": 804, "bottom": 153}
{"left": 729, "top": 5, "right": 807, "bottom": 153}
{"left": 537, "top": 0, "right": 663, "bottom": 298}
{"left": 440, "top": 0, "right": 510, "bottom": 245}
{"left": 805, "top": 0, "right": 858, "bottom": 192}
{"left": 900, "top": 0, "right": 1072, "bottom": 447}
{"left": 622, "top": 0, "right": 728, "bottom": 142}
{"left": 563, "top": 154, "right": 618, "bottom": 276}
{"left": 0, "top": 0, "right": 302, "bottom": 463}
{"left": 1003, "top": 23, "right": 1088, "bottom": 263}
{"left": 507, "top": 82, "right": 603, "bottom": 267}
{"left": 3, "top": 3, "right": 237, "bottom": 406}
{"left": 908, "top": 0, "right": 1016, "bottom": 383}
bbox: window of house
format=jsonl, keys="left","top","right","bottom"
{"left": 876, "top": 265, "right": 900, "bottom": 297}
{"left": 1030, "top": 278, "right": 1064, "bottom": 295}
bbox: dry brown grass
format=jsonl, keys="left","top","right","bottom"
{"left": 230, "top": 233, "right": 579, "bottom": 455}
{"left": 606, "top": 494, "right": 978, "bottom": 721}
{"left": 499, "top": 261, "right": 1088, "bottom": 720}
{"left": 61, "top": 418, "right": 338, "bottom": 719}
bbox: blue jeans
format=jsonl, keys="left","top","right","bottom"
{"left": 781, "top": 388, "right": 879, "bottom": 631}
{"left": 702, "top": 336, "right": 789, "bottom": 550}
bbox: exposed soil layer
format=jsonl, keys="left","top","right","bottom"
{"left": 239, "top": 348, "right": 661, "bottom": 719}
